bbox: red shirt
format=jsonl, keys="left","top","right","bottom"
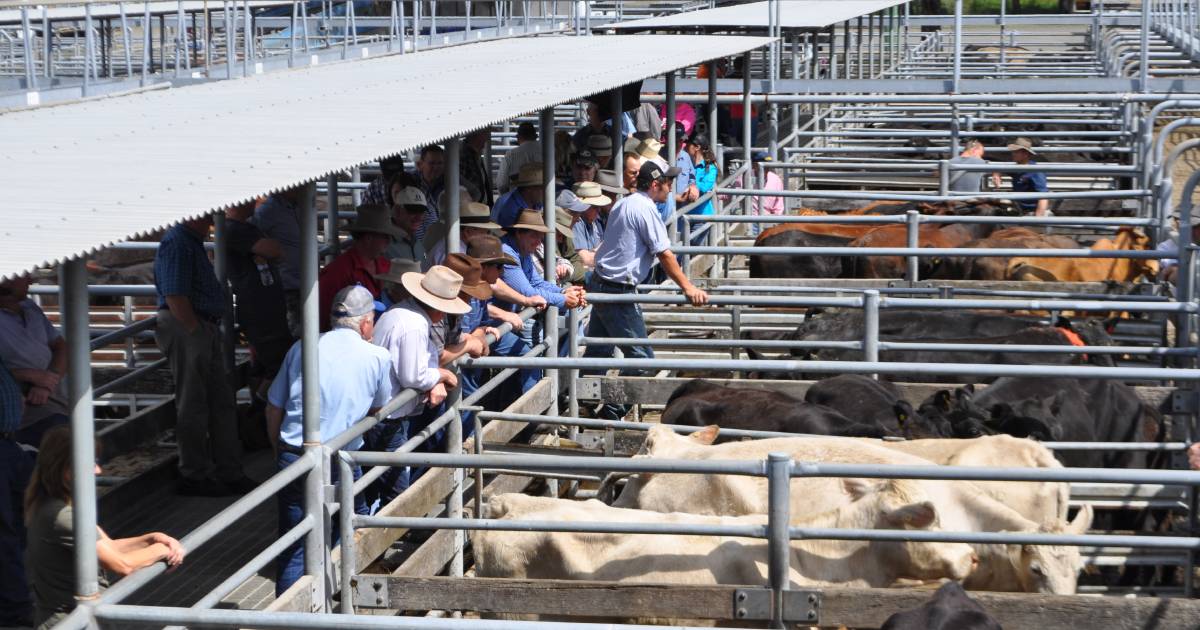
{"left": 317, "top": 247, "right": 390, "bottom": 331}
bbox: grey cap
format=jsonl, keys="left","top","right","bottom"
{"left": 556, "top": 189, "right": 590, "bottom": 213}
{"left": 331, "top": 285, "right": 375, "bottom": 318}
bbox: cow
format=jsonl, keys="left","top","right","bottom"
{"left": 937, "top": 227, "right": 1156, "bottom": 283}
{"left": 476, "top": 485, "right": 978, "bottom": 599}
{"left": 803, "top": 375, "right": 936, "bottom": 439}
{"left": 881, "top": 581, "right": 1002, "bottom": 630}
{"left": 917, "top": 385, "right": 1061, "bottom": 440}
{"left": 605, "top": 425, "right": 1092, "bottom": 594}
{"left": 661, "top": 379, "right": 897, "bottom": 438}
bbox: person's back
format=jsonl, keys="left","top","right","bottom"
{"left": 948, "top": 155, "right": 987, "bottom": 193}
{"left": 593, "top": 191, "right": 670, "bottom": 286}
{"left": 25, "top": 497, "right": 78, "bottom": 628}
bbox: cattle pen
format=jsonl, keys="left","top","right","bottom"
{"left": 5, "top": 0, "right": 1200, "bottom": 629}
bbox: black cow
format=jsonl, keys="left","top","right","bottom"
{"left": 917, "top": 384, "right": 1059, "bottom": 441}
{"left": 660, "top": 379, "right": 896, "bottom": 439}
{"left": 881, "top": 581, "right": 1002, "bottom": 630}
{"left": 802, "top": 375, "right": 935, "bottom": 439}
{"left": 749, "top": 230, "right": 849, "bottom": 278}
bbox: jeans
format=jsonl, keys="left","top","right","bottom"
{"left": 274, "top": 449, "right": 366, "bottom": 596}
{"left": 362, "top": 405, "right": 444, "bottom": 510}
{"left": 582, "top": 276, "right": 654, "bottom": 376}
{"left": 490, "top": 331, "right": 542, "bottom": 402}
{"left": 14, "top": 413, "right": 67, "bottom": 449}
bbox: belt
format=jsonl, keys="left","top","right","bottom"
{"left": 277, "top": 441, "right": 304, "bottom": 455}
{"left": 158, "top": 307, "right": 221, "bottom": 325}
{"left": 593, "top": 275, "right": 636, "bottom": 290}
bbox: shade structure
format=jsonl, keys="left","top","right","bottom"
{"left": 0, "top": 33, "right": 771, "bottom": 280}
{"left": 608, "top": 0, "right": 910, "bottom": 32}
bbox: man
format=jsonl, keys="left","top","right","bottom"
{"left": 742, "top": 150, "right": 782, "bottom": 236}
{"left": 498, "top": 122, "right": 541, "bottom": 194}
{"left": 500, "top": 209, "right": 586, "bottom": 314}
{"left": 362, "top": 155, "right": 408, "bottom": 207}
{"left": 223, "top": 200, "right": 290, "bottom": 400}
{"left": 634, "top": 138, "right": 674, "bottom": 224}
{"left": 253, "top": 185, "right": 305, "bottom": 337}
{"left": 1006, "top": 137, "right": 1050, "bottom": 216}
{"left": 386, "top": 187, "right": 430, "bottom": 267}
{"left": 585, "top": 162, "right": 709, "bottom": 418}
{"left": 572, "top": 103, "right": 609, "bottom": 155}
{"left": 492, "top": 163, "right": 545, "bottom": 229}
{"left": 460, "top": 129, "right": 495, "bottom": 206}
{"left": 318, "top": 204, "right": 398, "bottom": 331}
{"left": 1156, "top": 207, "right": 1200, "bottom": 283}
{"left": 265, "top": 285, "right": 391, "bottom": 595}
{"left": 464, "top": 236, "right": 541, "bottom": 407}
{"left": 563, "top": 182, "right": 610, "bottom": 269}
{"left": 564, "top": 148, "right": 599, "bottom": 190}
{"left": 632, "top": 102, "right": 663, "bottom": 138}
{"left": 0, "top": 276, "right": 67, "bottom": 447}
{"left": 153, "top": 215, "right": 252, "bottom": 496}
{"left": 587, "top": 135, "right": 614, "bottom": 171}
{"left": 407, "top": 145, "right": 446, "bottom": 238}
{"left": 947, "top": 138, "right": 989, "bottom": 194}
{"left": 622, "top": 153, "right": 641, "bottom": 192}
{"left": 426, "top": 188, "right": 502, "bottom": 267}
{"left": 367, "top": 266, "right": 468, "bottom": 506}
{"left": 0, "top": 356, "right": 33, "bottom": 628}
{"left": 674, "top": 133, "right": 698, "bottom": 210}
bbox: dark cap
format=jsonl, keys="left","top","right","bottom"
{"left": 686, "top": 132, "right": 710, "bottom": 149}
{"left": 517, "top": 121, "right": 538, "bottom": 140}
{"left": 636, "top": 161, "right": 681, "bottom": 185}
{"left": 575, "top": 148, "right": 598, "bottom": 165}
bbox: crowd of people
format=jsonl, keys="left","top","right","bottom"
{"left": 8, "top": 77, "right": 1200, "bottom": 628}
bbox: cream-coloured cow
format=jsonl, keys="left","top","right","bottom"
{"left": 603, "top": 426, "right": 1091, "bottom": 595}
{"left": 475, "top": 483, "right": 977, "bottom": 624}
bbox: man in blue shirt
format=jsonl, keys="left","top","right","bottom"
{"left": 491, "top": 163, "right": 546, "bottom": 229}
{"left": 266, "top": 285, "right": 392, "bottom": 595}
{"left": 154, "top": 216, "right": 253, "bottom": 497}
{"left": 1006, "top": 137, "right": 1050, "bottom": 216}
{"left": 585, "top": 162, "right": 709, "bottom": 419}
{"left": 406, "top": 145, "right": 446, "bottom": 239}
{"left": 562, "top": 182, "right": 609, "bottom": 271}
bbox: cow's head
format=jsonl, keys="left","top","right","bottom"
{"left": 844, "top": 478, "right": 978, "bottom": 583}
{"left": 986, "top": 397, "right": 1063, "bottom": 441}
{"left": 893, "top": 400, "right": 943, "bottom": 439}
{"left": 1017, "top": 506, "right": 1093, "bottom": 594}
{"left": 598, "top": 425, "right": 720, "bottom": 506}
{"left": 918, "top": 386, "right": 988, "bottom": 438}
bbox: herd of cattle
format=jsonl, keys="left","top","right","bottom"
{"left": 470, "top": 308, "right": 1172, "bottom": 627}
{"left": 749, "top": 200, "right": 1157, "bottom": 283}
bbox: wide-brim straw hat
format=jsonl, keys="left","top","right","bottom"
{"left": 466, "top": 235, "right": 518, "bottom": 266}
{"left": 444, "top": 253, "right": 494, "bottom": 301}
{"left": 514, "top": 163, "right": 546, "bottom": 189}
{"left": 349, "top": 204, "right": 403, "bottom": 240}
{"left": 1006, "top": 137, "right": 1038, "bottom": 155}
{"left": 554, "top": 208, "right": 575, "bottom": 239}
{"left": 462, "top": 201, "right": 502, "bottom": 230}
{"left": 572, "top": 181, "right": 612, "bottom": 207}
{"left": 635, "top": 138, "right": 664, "bottom": 161}
{"left": 400, "top": 266, "right": 471, "bottom": 315}
{"left": 509, "top": 209, "right": 551, "bottom": 233}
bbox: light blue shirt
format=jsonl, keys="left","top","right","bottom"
{"left": 499, "top": 236, "right": 567, "bottom": 308}
{"left": 572, "top": 218, "right": 603, "bottom": 251}
{"left": 268, "top": 327, "right": 393, "bottom": 450}
{"left": 675, "top": 150, "right": 695, "bottom": 196}
{"left": 593, "top": 191, "right": 671, "bottom": 286}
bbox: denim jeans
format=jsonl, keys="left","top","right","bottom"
{"left": 361, "top": 405, "right": 445, "bottom": 510}
{"left": 583, "top": 276, "right": 654, "bottom": 376}
{"left": 274, "top": 449, "right": 366, "bottom": 596}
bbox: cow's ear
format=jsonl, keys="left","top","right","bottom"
{"left": 957, "top": 384, "right": 975, "bottom": 400}
{"left": 688, "top": 425, "right": 720, "bottom": 445}
{"left": 933, "top": 390, "right": 953, "bottom": 411}
{"left": 1048, "top": 391, "right": 1066, "bottom": 416}
{"left": 893, "top": 401, "right": 913, "bottom": 426}
{"left": 885, "top": 501, "right": 937, "bottom": 529}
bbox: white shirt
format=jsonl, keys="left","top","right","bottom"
{"left": 372, "top": 298, "right": 440, "bottom": 418}
{"left": 498, "top": 141, "right": 542, "bottom": 193}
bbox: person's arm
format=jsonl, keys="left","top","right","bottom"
{"left": 1188, "top": 442, "right": 1200, "bottom": 470}
{"left": 251, "top": 237, "right": 283, "bottom": 260}
{"left": 1032, "top": 172, "right": 1050, "bottom": 217}
{"left": 499, "top": 259, "right": 566, "bottom": 308}
{"left": 577, "top": 248, "right": 596, "bottom": 268}
{"left": 47, "top": 335, "right": 66, "bottom": 380}
{"left": 163, "top": 295, "right": 201, "bottom": 333}
{"left": 1034, "top": 198, "right": 1050, "bottom": 217}
{"left": 439, "top": 336, "right": 485, "bottom": 366}
{"left": 10, "top": 368, "right": 58, "bottom": 390}
{"left": 657, "top": 250, "right": 709, "bottom": 306}
{"left": 265, "top": 404, "right": 284, "bottom": 453}
{"left": 96, "top": 531, "right": 181, "bottom": 576}
{"left": 490, "top": 278, "right": 545, "bottom": 310}
{"left": 487, "top": 303, "right": 525, "bottom": 331}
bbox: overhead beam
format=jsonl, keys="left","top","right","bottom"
{"left": 642, "top": 77, "right": 1200, "bottom": 96}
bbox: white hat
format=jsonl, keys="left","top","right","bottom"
{"left": 400, "top": 266, "right": 471, "bottom": 315}
{"left": 572, "top": 181, "right": 612, "bottom": 207}
{"left": 394, "top": 186, "right": 429, "bottom": 209}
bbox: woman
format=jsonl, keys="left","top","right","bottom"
{"left": 25, "top": 427, "right": 185, "bottom": 628}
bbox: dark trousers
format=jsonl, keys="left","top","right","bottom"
{"left": 583, "top": 276, "right": 654, "bottom": 375}
{"left": 362, "top": 405, "right": 445, "bottom": 510}
{"left": 274, "top": 448, "right": 366, "bottom": 596}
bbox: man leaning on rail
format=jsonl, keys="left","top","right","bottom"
{"left": 264, "top": 285, "right": 392, "bottom": 596}
{"left": 584, "top": 161, "right": 709, "bottom": 420}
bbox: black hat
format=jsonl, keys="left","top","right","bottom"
{"left": 686, "top": 132, "right": 711, "bottom": 149}
{"left": 575, "top": 148, "right": 598, "bottom": 165}
{"left": 516, "top": 121, "right": 538, "bottom": 141}
{"left": 636, "top": 161, "right": 681, "bottom": 185}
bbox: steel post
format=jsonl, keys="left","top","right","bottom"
{"left": 337, "top": 455, "right": 355, "bottom": 613}
{"left": 84, "top": 3, "right": 93, "bottom": 95}
{"left": 708, "top": 60, "right": 720, "bottom": 174}
{"left": 21, "top": 7, "right": 35, "bottom": 89}
{"left": 766, "top": 453, "right": 791, "bottom": 629}
{"left": 539, "top": 107, "right": 560, "bottom": 425}
{"left": 446, "top": 138, "right": 462, "bottom": 254}
{"left": 1142, "top": 0, "right": 1151, "bottom": 91}
{"left": 325, "top": 175, "right": 340, "bottom": 263}
{"left": 905, "top": 210, "right": 920, "bottom": 282}
{"left": 742, "top": 51, "right": 753, "bottom": 219}
{"left": 610, "top": 89, "right": 623, "bottom": 174}
{"left": 446, "top": 383, "right": 464, "bottom": 579}
{"left": 212, "top": 214, "right": 236, "bottom": 378}
{"left": 667, "top": 70, "right": 678, "bottom": 241}
{"left": 63, "top": 258, "right": 100, "bottom": 604}
{"left": 953, "top": 0, "right": 963, "bottom": 93}
{"left": 300, "top": 181, "right": 326, "bottom": 611}
{"left": 567, "top": 305, "right": 580, "bottom": 426}
{"left": 243, "top": 0, "right": 251, "bottom": 77}
{"left": 862, "top": 290, "right": 880, "bottom": 366}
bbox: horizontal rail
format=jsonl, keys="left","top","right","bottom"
{"left": 30, "top": 284, "right": 158, "bottom": 297}
{"left": 585, "top": 293, "right": 1195, "bottom": 314}
{"left": 579, "top": 336, "right": 1193, "bottom": 357}
{"left": 93, "top": 358, "right": 168, "bottom": 397}
{"left": 89, "top": 315, "right": 156, "bottom": 350}
{"left": 714, "top": 187, "right": 1147, "bottom": 203}
{"left": 463, "top": 357, "right": 1200, "bottom": 381}
{"left": 687, "top": 214, "right": 1155, "bottom": 227}
{"left": 673, "top": 245, "right": 1169, "bottom": 260}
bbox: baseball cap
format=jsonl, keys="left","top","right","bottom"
{"left": 331, "top": 285, "right": 375, "bottom": 318}
{"left": 556, "top": 189, "right": 591, "bottom": 213}
{"left": 636, "top": 161, "right": 681, "bottom": 185}
{"left": 575, "top": 148, "right": 598, "bottom": 165}
{"left": 686, "top": 133, "right": 711, "bottom": 149}
{"left": 394, "top": 186, "right": 429, "bottom": 210}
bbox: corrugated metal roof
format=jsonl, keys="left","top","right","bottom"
{"left": 609, "top": 0, "right": 909, "bottom": 31}
{"left": 0, "top": 1, "right": 293, "bottom": 24}
{"left": 0, "top": 34, "right": 770, "bottom": 281}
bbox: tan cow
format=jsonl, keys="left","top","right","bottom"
{"left": 606, "top": 426, "right": 1092, "bottom": 595}
{"left": 475, "top": 485, "right": 977, "bottom": 624}
{"left": 878, "top": 434, "right": 1071, "bottom": 524}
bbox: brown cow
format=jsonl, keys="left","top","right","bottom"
{"left": 941, "top": 227, "right": 1156, "bottom": 282}
{"left": 847, "top": 224, "right": 976, "bottom": 278}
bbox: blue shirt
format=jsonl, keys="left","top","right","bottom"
{"left": 462, "top": 296, "right": 487, "bottom": 334}
{"left": 268, "top": 327, "right": 393, "bottom": 449}
{"left": 572, "top": 218, "right": 603, "bottom": 251}
{"left": 405, "top": 170, "right": 444, "bottom": 241}
{"left": 593, "top": 191, "right": 671, "bottom": 286}
{"left": 691, "top": 160, "right": 718, "bottom": 216}
{"left": 675, "top": 151, "right": 695, "bottom": 197}
{"left": 154, "top": 224, "right": 226, "bottom": 320}
{"left": 492, "top": 189, "right": 539, "bottom": 229}
{"left": 1011, "top": 161, "right": 1049, "bottom": 211}
{"left": 499, "top": 236, "right": 566, "bottom": 308}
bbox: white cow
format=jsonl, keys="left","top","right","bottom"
{"left": 475, "top": 483, "right": 977, "bottom": 623}
{"left": 605, "top": 425, "right": 1091, "bottom": 594}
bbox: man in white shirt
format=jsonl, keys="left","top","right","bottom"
{"left": 365, "top": 266, "right": 470, "bottom": 507}
{"left": 498, "top": 122, "right": 541, "bottom": 194}
{"left": 1156, "top": 207, "right": 1200, "bottom": 283}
